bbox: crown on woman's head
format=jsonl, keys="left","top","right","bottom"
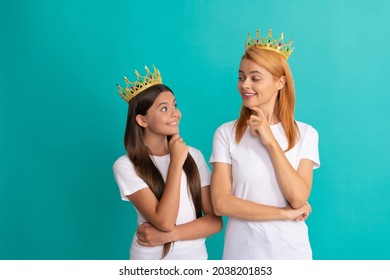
{"left": 245, "top": 28, "right": 294, "bottom": 60}
{"left": 116, "top": 65, "right": 162, "bottom": 102}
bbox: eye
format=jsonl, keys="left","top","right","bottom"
{"left": 161, "top": 107, "right": 167, "bottom": 112}
{"left": 251, "top": 76, "right": 262, "bottom": 82}
{"left": 238, "top": 76, "right": 245, "bottom": 81}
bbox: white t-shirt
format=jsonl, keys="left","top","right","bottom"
{"left": 113, "top": 146, "right": 211, "bottom": 260}
{"left": 210, "top": 120, "right": 320, "bottom": 260}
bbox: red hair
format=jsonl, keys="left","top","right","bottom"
{"left": 235, "top": 46, "right": 298, "bottom": 151}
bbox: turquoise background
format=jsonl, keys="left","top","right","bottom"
{"left": 1, "top": 0, "right": 389, "bottom": 260}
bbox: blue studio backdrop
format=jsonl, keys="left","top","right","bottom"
{"left": 1, "top": 0, "right": 389, "bottom": 259}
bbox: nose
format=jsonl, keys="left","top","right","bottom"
{"left": 241, "top": 78, "right": 251, "bottom": 89}
{"left": 171, "top": 107, "right": 180, "bottom": 118}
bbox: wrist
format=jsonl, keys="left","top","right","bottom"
{"left": 280, "top": 208, "right": 291, "bottom": 220}
{"left": 169, "top": 226, "right": 179, "bottom": 242}
{"left": 265, "top": 140, "right": 281, "bottom": 153}
{"left": 169, "top": 159, "right": 184, "bottom": 169}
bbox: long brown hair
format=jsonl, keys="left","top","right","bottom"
{"left": 124, "top": 84, "right": 202, "bottom": 258}
{"left": 235, "top": 46, "right": 299, "bottom": 151}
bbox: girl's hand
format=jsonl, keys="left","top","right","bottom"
{"left": 284, "top": 202, "right": 312, "bottom": 222}
{"left": 168, "top": 133, "right": 188, "bottom": 166}
{"left": 136, "top": 223, "right": 172, "bottom": 247}
{"left": 247, "top": 107, "right": 277, "bottom": 148}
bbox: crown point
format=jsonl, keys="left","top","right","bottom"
{"left": 117, "top": 65, "right": 163, "bottom": 103}
{"left": 244, "top": 27, "right": 294, "bottom": 60}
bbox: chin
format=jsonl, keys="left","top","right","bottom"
{"left": 242, "top": 101, "right": 258, "bottom": 108}
{"left": 166, "top": 129, "right": 179, "bottom": 136}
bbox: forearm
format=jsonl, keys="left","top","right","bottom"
{"left": 170, "top": 214, "right": 222, "bottom": 242}
{"left": 213, "top": 193, "right": 288, "bottom": 221}
{"left": 267, "top": 143, "right": 310, "bottom": 208}
{"left": 154, "top": 161, "right": 182, "bottom": 231}
{"left": 211, "top": 162, "right": 290, "bottom": 221}
{"left": 136, "top": 215, "right": 222, "bottom": 247}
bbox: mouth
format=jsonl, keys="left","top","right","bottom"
{"left": 241, "top": 92, "right": 257, "bottom": 99}
{"left": 167, "top": 121, "right": 179, "bottom": 127}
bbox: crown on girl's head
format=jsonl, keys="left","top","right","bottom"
{"left": 245, "top": 28, "right": 294, "bottom": 60}
{"left": 116, "top": 65, "right": 162, "bottom": 102}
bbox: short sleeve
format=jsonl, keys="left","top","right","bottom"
{"left": 189, "top": 147, "right": 211, "bottom": 188}
{"left": 209, "top": 124, "right": 232, "bottom": 165}
{"left": 300, "top": 126, "right": 320, "bottom": 169}
{"left": 113, "top": 155, "right": 148, "bottom": 201}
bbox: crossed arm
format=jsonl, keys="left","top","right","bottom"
{"left": 210, "top": 161, "right": 312, "bottom": 221}
{"left": 135, "top": 186, "right": 222, "bottom": 247}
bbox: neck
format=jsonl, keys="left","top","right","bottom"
{"left": 143, "top": 132, "right": 169, "bottom": 156}
{"left": 254, "top": 102, "right": 280, "bottom": 125}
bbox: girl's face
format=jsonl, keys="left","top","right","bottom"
{"left": 237, "top": 58, "right": 285, "bottom": 110}
{"left": 138, "top": 91, "right": 181, "bottom": 136}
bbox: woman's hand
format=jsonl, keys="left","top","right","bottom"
{"left": 247, "top": 107, "right": 277, "bottom": 148}
{"left": 168, "top": 133, "right": 188, "bottom": 166}
{"left": 284, "top": 202, "right": 312, "bottom": 222}
{"left": 136, "top": 222, "right": 172, "bottom": 247}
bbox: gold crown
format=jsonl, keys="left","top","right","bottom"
{"left": 245, "top": 28, "right": 294, "bottom": 60}
{"left": 116, "top": 65, "right": 162, "bottom": 102}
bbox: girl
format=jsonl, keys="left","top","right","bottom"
{"left": 113, "top": 66, "right": 222, "bottom": 260}
{"left": 210, "top": 29, "right": 320, "bottom": 259}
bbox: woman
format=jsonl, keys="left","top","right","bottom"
{"left": 210, "top": 29, "right": 320, "bottom": 259}
{"left": 113, "top": 65, "right": 222, "bottom": 259}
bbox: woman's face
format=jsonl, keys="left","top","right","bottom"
{"left": 237, "top": 58, "right": 284, "bottom": 110}
{"left": 139, "top": 91, "right": 181, "bottom": 136}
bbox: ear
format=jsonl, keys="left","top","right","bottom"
{"left": 135, "top": 114, "right": 147, "bottom": 128}
{"left": 277, "top": 75, "right": 287, "bottom": 90}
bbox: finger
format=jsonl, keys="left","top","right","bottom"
{"left": 248, "top": 115, "right": 261, "bottom": 123}
{"left": 248, "top": 117, "right": 262, "bottom": 130}
{"left": 293, "top": 216, "right": 301, "bottom": 222}
{"left": 250, "top": 107, "right": 266, "bottom": 119}
{"left": 136, "top": 239, "right": 150, "bottom": 247}
{"left": 174, "top": 136, "right": 184, "bottom": 143}
{"left": 249, "top": 107, "right": 261, "bottom": 117}
{"left": 307, "top": 202, "right": 312, "bottom": 213}
{"left": 137, "top": 234, "right": 146, "bottom": 242}
{"left": 295, "top": 214, "right": 306, "bottom": 222}
{"left": 169, "top": 133, "right": 180, "bottom": 142}
{"left": 250, "top": 107, "right": 270, "bottom": 123}
{"left": 250, "top": 127, "right": 258, "bottom": 136}
{"left": 136, "top": 231, "right": 143, "bottom": 241}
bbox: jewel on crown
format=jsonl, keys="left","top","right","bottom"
{"left": 116, "top": 65, "right": 163, "bottom": 102}
{"left": 245, "top": 28, "right": 294, "bottom": 60}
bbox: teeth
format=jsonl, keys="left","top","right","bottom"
{"left": 167, "top": 122, "right": 178, "bottom": 126}
{"left": 243, "top": 93, "right": 256, "bottom": 97}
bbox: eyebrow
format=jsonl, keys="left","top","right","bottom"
{"left": 238, "top": 70, "right": 263, "bottom": 75}
{"left": 158, "top": 99, "right": 176, "bottom": 107}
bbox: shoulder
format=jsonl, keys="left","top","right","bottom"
{"left": 213, "top": 120, "right": 237, "bottom": 137}
{"left": 295, "top": 121, "right": 319, "bottom": 143}
{"left": 188, "top": 146, "right": 201, "bottom": 155}
{"left": 296, "top": 121, "right": 318, "bottom": 135}
{"left": 216, "top": 120, "right": 236, "bottom": 132}
{"left": 188, "top": 146, "right": 206, "bottom": 160}
{"left": 113, "top": 154, "right": 131, "bottom": 166}
{"left": 113, "top": 154, "right": 134, "bottom": 172}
